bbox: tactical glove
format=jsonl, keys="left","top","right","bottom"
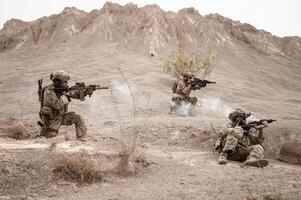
{"left": 61, "top": 95, "right": 69, "bottom": 105}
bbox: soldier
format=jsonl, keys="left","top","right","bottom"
{"left": 170, "top": 72, "right": 198, "bottom": 114}
{"left": 38, "top": 70, "right": 87, "bottom": 141}
{"left": 214, "top": 109, "right": 269, "bottom": 167}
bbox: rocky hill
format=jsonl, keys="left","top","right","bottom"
{"left": 1, "top": 1, "right": 301, "bottom": 61}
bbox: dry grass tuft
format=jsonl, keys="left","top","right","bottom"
{"left": 51, "top": 152, "right": 103, "bottom": 183}
{"left": 0, "top": 119, "right": 31, "bottom": 139}
{"left": 262, "top": 193, "right": 282, "bottom": 200}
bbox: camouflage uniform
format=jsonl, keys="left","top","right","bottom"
{"left": 171, "top": 78, "right": 198, "bottom": 113}
{"left": 216, "top": 124, "right": 265, "bottom": 162}
{"left": 39, "top": 71, "right": 86, "bottom": 139}
{"left": 215, "top": 109, "right": 268, "bottom": 167}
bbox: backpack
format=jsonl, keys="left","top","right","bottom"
{"left": 38, "top": 79, "right": 43, "bottom": 102}
{"left": 38, "top": 79, "right": 48, "bottom": 107}
{"left": 172, "top": 81, "right": 178, "bottom": 94}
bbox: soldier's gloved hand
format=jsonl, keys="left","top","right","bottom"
{"left": 262, "top": 121, "right": 268, "bottom": 128}
{"left": 61, "top": 95, "right": 69, "bottom": 105}
{"left": 246, "top": 112, "right": 251, "bottom": 118}
{"left": 214, "top": 138, "right": 222, "bottom": 150}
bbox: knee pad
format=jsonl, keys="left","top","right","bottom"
{"left": 191, "top": 97, "right": 197, "bottom": 105}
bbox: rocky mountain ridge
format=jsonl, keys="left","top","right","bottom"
{"left": 0, "top": 1, "right": 300, "bottom": 61}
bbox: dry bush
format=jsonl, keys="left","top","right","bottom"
{"left": 245, "top": 197, "right": 258, "bottom": 200}
{"left": 133, "top": 151, "right": 151, "bottom": 167}
{"left": 262, "top": 193, "right": 282, "bottom": 200}
{"left": 163, "top": 42, "right": 216, "bottom": 79}
{"left": 0, "top": 119, "right": 31, "bottom": 139}
{"left": 51, "top": 152, "right": 103, "bottom": 183}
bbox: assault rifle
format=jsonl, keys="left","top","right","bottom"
{"left": 241, "top": 119, "right": 276, "bottom": 132}
{"left": 186, "top": 77, "right": 216, "bottom": 90}
{"left": 68, "top": 82, "right": 109, "bottom": 101}
{"left": 38, "top": 79, "right": 109, "bottom": 101}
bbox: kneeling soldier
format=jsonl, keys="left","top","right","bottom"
{"left": 38, "top": 70, "right": 87, "bottom": 141}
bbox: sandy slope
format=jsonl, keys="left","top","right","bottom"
{"left": 0, "top": 32, "right": 301, "bottom": 199}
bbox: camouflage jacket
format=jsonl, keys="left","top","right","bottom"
{"left": 42, "top": 84, "right": 69, "bottom": 118}
{"left": 175, "top": 80, "right": 192, "bottom": 98}
{"left": 217, "top": 123, "right": 264, "bottom": 149}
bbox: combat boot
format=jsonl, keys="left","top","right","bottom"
{"left": 242, "top": 158, "right": 268, "bottom": 168}
{"left": 77, "top": 135, "right": 87, "bottom": 142}
{"left": 169, "top": 105, "right": 175, "bottom": 114}
{"left": 218, "top": 152, "right": 228, "bottom": 164}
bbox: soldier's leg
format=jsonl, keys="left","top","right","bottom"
{"left": 186, "top": 97, "right": 197, "bottom": 115}
{"left": 242, "top": 145, "right": 268, "bottom": 167}
{"left": 218, "top": 130, "right": 243, "bottom": 164}
{"left": 227, "top": 145, "right": 250, "bottom": 162}
{"left": 40, "top": 118, "right": 61, "bottom": 138}
{"left": 171, "top": 96, "right": 182, "bottom": 113}
{"left": 222, "top": 130, "right": 243, "bottom": 154}
{"left": 189, "top": 97, "right": 198, "bottom": 105}
{"left": 170, "top": 97, "right": 178, "bottom": 113}
{"left": 62, "top": 112, "right": 86, "bottom": 139}
{"left": 248, "top": 144, "right": 264, "bottom": 160}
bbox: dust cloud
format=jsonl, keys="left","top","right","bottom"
{"left": 199, "top": 98, "right": 233, "bottom": 118}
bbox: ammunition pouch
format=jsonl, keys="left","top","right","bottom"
{"left": 40, "top": 106, "right": 53, "bottom": 119}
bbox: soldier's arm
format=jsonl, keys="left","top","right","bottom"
{"left": 256, "top": 122, "right": 268, "bottom": 144}
{"left": 183, "top": 85, "right": 192, "bottom": 95}
{"left": 249, "top": 123, "right": 267, "bottom": 145}
{"left": 256, "top": 129, "right": 265, "bottom": 144}
{"left": 44, "top": 89, "right": 67, "bottom": 110}
{"left": 175, "top": 81, "right": 185, "bottom": 94}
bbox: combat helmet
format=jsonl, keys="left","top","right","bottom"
{"left": 50, "top": 70, "right": 70, "bottom": 82}
{"left": 228, "top": 108, "right": 251, "bottom": 126}
{"left": 182, "top": 72, "right": 194, "bottom": 78}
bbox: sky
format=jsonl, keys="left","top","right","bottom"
{"left": 0, "top": 0, "right": 300, "bottom": 37}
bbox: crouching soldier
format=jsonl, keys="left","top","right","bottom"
{"left": 170, "top": 72, "right": 198, "bottom": 114}
{"left": 38, "top": 70, "right": 87, "bottom": 141}
{"left": 214, "top": 108, "right": 269, "bottom": 167}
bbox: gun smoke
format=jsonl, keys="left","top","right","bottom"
{"left": 199, "top": 98, "right": 233, "bottom": 118}
{"left": 199, "top": 97, "right": 259, "bottom": 120}
{"left": 176, "top": 101, "right": 193, "bottom": 116}
{"left": 111, "top": 81, "right": 131, "bottom": 97}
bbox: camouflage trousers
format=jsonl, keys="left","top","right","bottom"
{"left": 40, "top": 111, "right": 86, "bottom": 138}
{"left": 171, "top": 96, "right": 198, "bottom": 105}
{"left": 227, "top": 144, "right": 265, "bottom": 162}
{"left": 221, "top": 127, "right": 244, "bottom": 154}
{"left": 220, "top": 130, "right": 264, "bottom": 162}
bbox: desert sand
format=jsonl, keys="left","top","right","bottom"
{"left": 0, "top": 2, "right": 301, "bottom": 200}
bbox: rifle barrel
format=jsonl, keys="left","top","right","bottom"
{"left": 95, "top": 86, "right": 109, "bottom": 89}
